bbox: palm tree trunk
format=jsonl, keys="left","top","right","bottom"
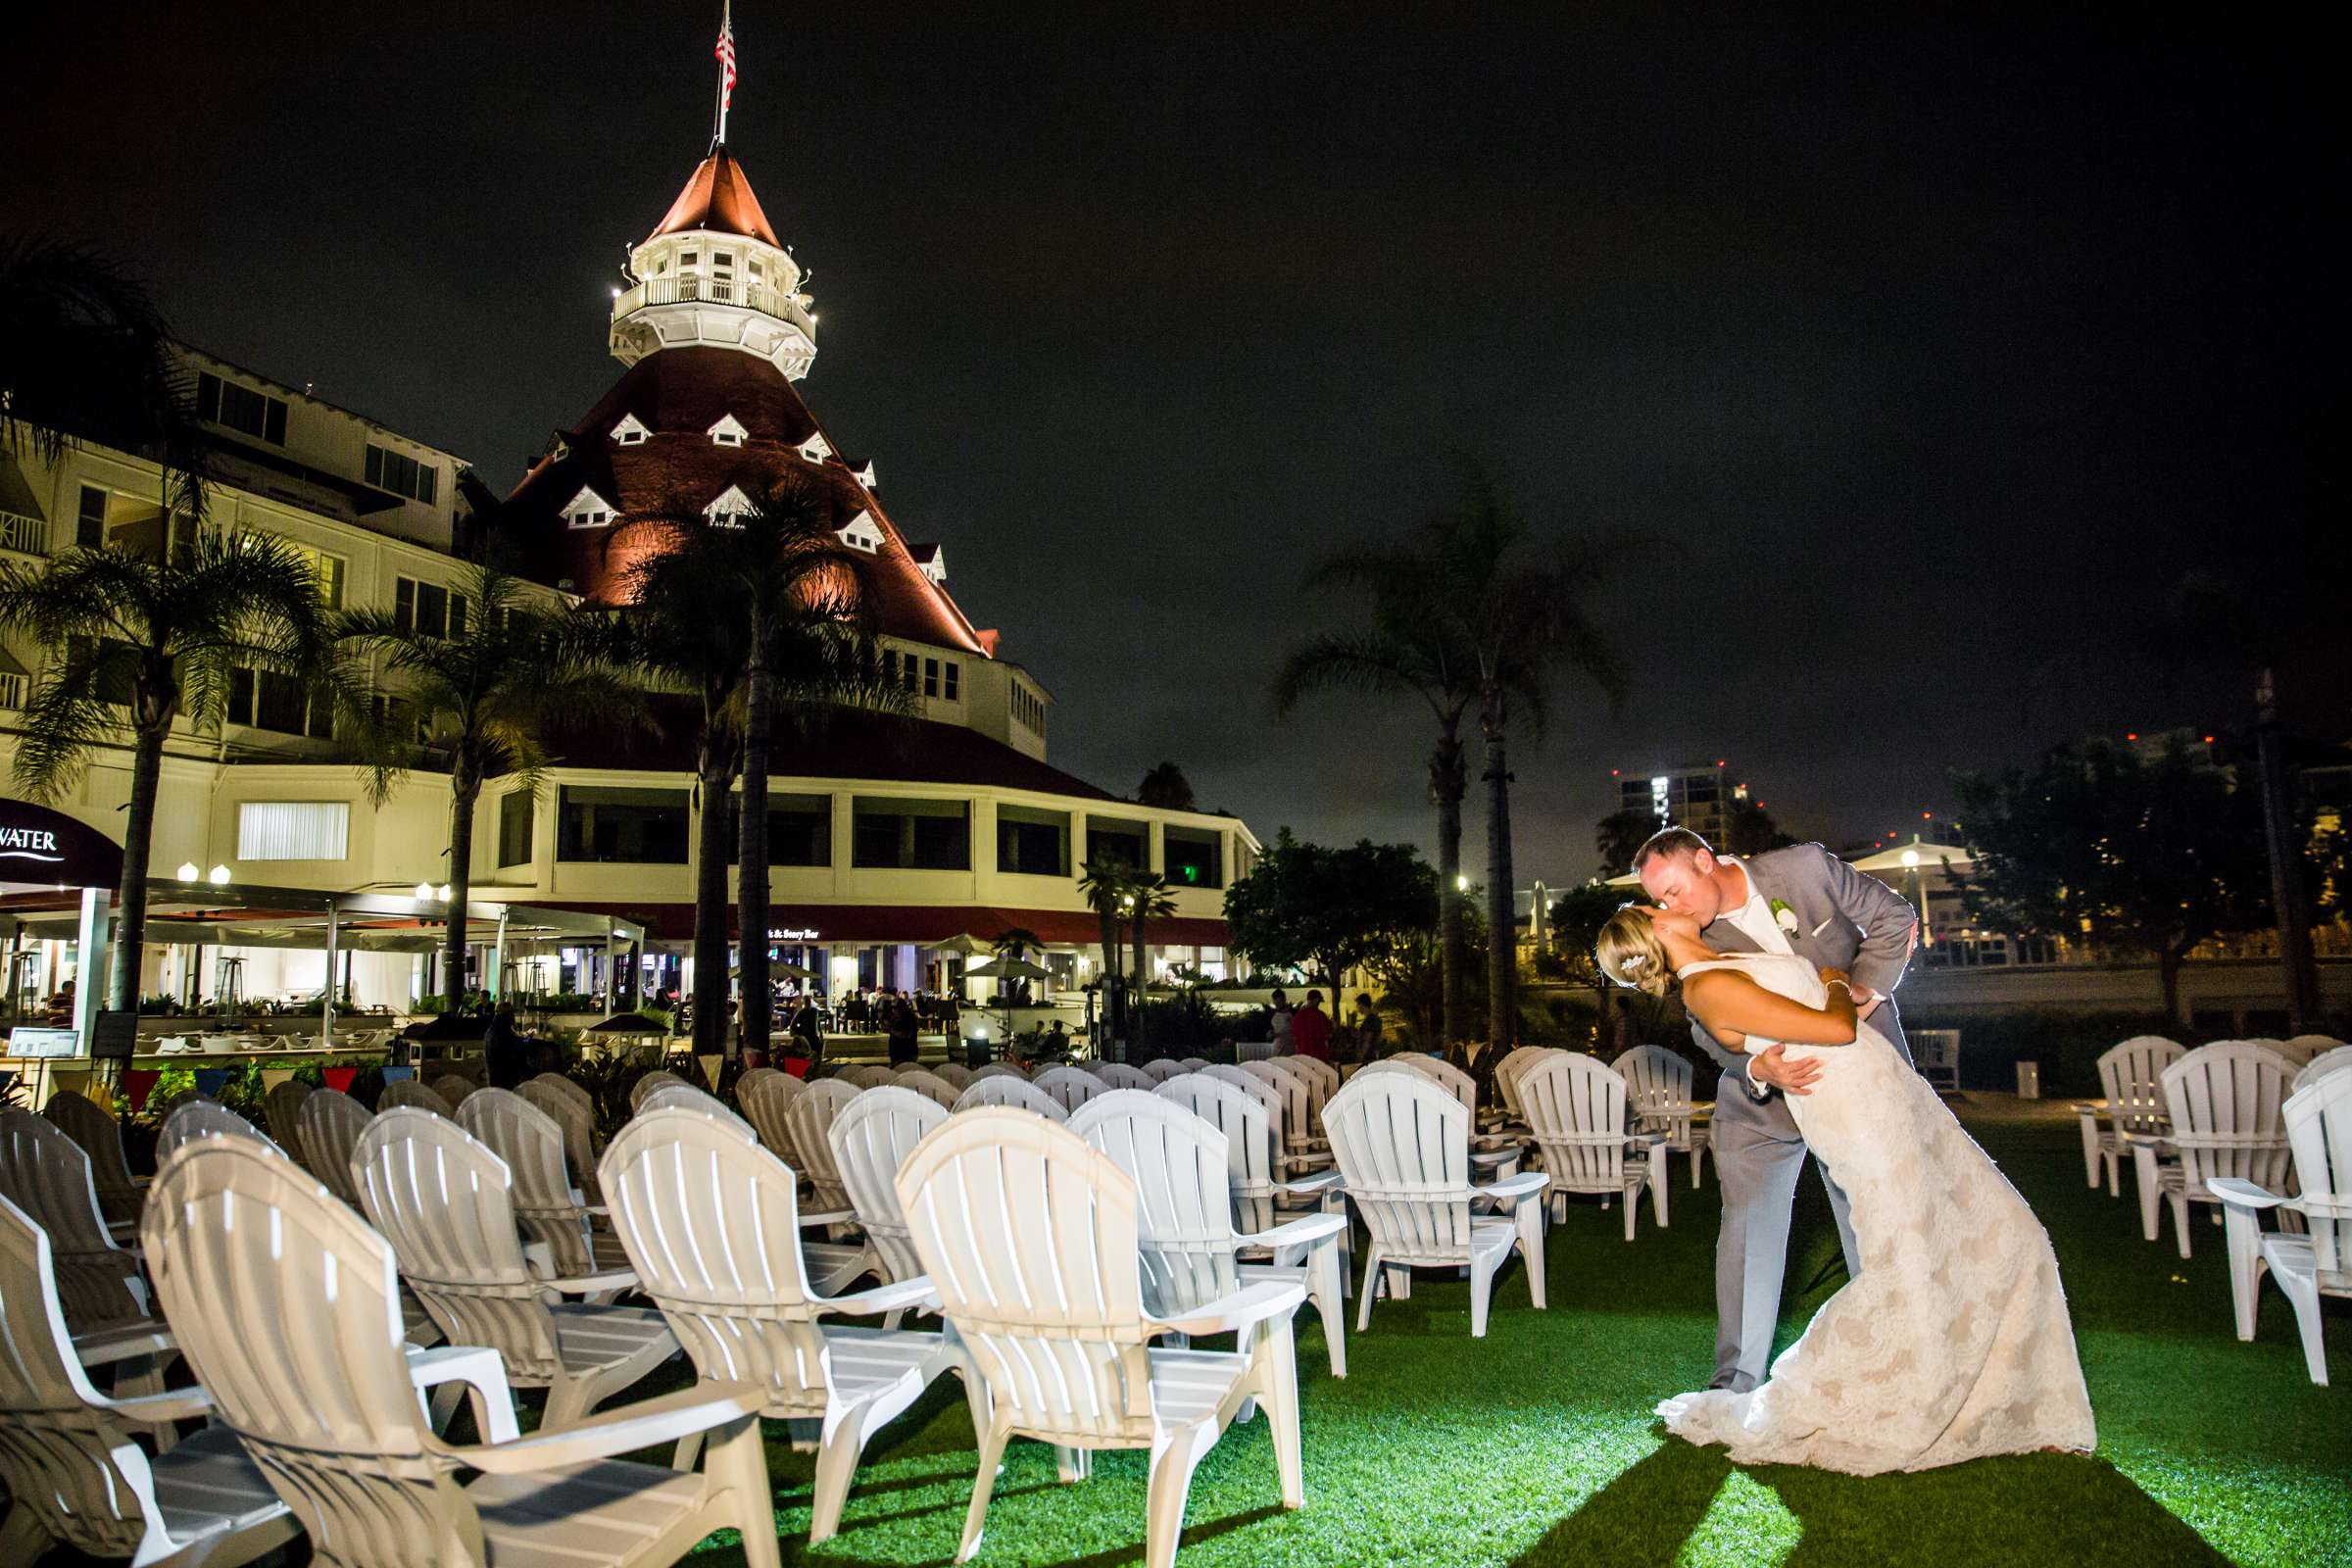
{"left": 736, "top": 611, "right": 772, "bottom": 1060}
{"left": 691, "top": 743, "right": 738, "bottom": 1059}
{"left": 1128, "top": 905, "right": 1148, "bottom": 1057}
{"left": 444, "top": 763, "right": 479, "bottom": 1009}
{"left": 1431, "top": 733, "right": 1467, "bottom": 1048}
{"left": 1484, "top": 730, "right": 1514, "bottom": 1056}
{"left": 107, "top": 723, "right": 169, "bottom": 1010}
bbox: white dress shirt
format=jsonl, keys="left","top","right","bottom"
{"left": 1716, "top": 858, "right": 1792, "bottom": 1097}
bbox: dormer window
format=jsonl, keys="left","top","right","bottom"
{"left": 708, "top": 414, "right": 749, "bottom": 448}
{"left": 912, "top": 543, "right": 946, "bottom": 584}
{"left": 707, "top": 484, "right": 756, "bottom": 527}
{"left": 798, "top": 432, "right": 833, "bottom": 465}
{"left": 836, "top": 509, "right": 883, "bottom": 554}
{"left": 611, "top": 413, "right": 652, "bottom": 446}
{"left": 856, "top": 462, "right": 878, "bottom": 490}
{"left": 563, "top": 486, "right": 617, "bottom": 530}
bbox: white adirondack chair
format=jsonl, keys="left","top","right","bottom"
{"left": 893, "top": 1069, "right": 961, "bottom": 1111}
{"left": 519, "top": 1076, "right": 607, "bottom": 1208}
{"left": 1208, "top": 1064, "right": 1331, "bottom": 1180}
{"left": 1520, "top": 1054, "right": 1667, "bottom": 1236}
{"left": 2214, "top": 1070, "right": 2352, "bottom": 1385}
{"left": 458, "top": 1089, "right": 633, "bottom": 1279}
{"left": 601, "top": 1106, "right": 959, "bottom": 1543}
{"left": 2293, "top": 1047, "right": 2352, "bottom": 1095}
{"left": 844, "top": 1064, "right": 899, "bottom": 1090}
{"left": 295, "top": 1089, "right": 373, "bottom": 1209}
{"left": 42, "top": 1090, "right": 145, "bottom": 1230}
{"left": 740, "top": 1069, "right": 809, "bottom": 1164}
{"left": 1281, "top": 1055, "right": 1341, "bottom": 1123}
{"left": 1072, "top": 1090, "right": 1348, "bottom": 1378}
{"left": 0, "top": 1192, "right": 296, "bottom": 1568}
{"left": 0, "top": 1108, "right": 151, "bottom": 1330}
{"left": 263, "top": 1079, "right": 313, "bottom": 1161}
{"left": 970, "top": 1060, "right": 1029, "bottom": 1082}
{"left": 1613, "top": 1045, "right": 1711, "bottom": 1189}
{"left": 638, "top": 1082, "right": 744, "bottom": 1122}
{"left": 1489, "top": 1047, "right": 1552, "bottom": 1126}
{"left": 1157, "top": 1072, "right": 1351, "bottom": 1301}
{"left": 629, "top": 1069, "right": 688, "bottom": 1112}
{"left": 2285, "top": 1034, "right": 2345, "bottom": 1057}
{"left": 1320, "top": 1072, "right": 1549, "bottom": 1336}
{"left": 141, "top": 1139, "right": 783, "bottom": 1568}
{"left": 953, "top": 1074, "right": 1068, "bottom": 1120}
{"left": 1254, "top": 1060, "right": 1335, "bottom": 1159}
{"left": 428, "top": 1074, "right": 480, "bottom": 1110}
{"left": 1353, "top": 1059, "right": 1522, "bottom": 1177}
{"left": 828, "top": 1086, "right": 951, "bottom": 1294}
{"left": 927, "top": 1061, "right": 977, "bottom": 1091}
{"left": 352, "top": 1108, "right": 678, "bottom": 1431}
{"left": 377, "top": 1079, "right": 452, "bottom": 1116}
{"left": 157, "top": 1100, "right": 279, "bottom": 1162}
{"left": 1033, "top": 1064, "right": 1106, "bottom": 1115}
{"left": 2132, "top": 1042, "right": 2296, "bottom": 1257}
{"left": 2078, "top": 1036, "right": 2185, "bottom": 1194}
{"left": 1092, "top": 1062, "right": 1155, "bottom": 1091}
{"left": 1140, "top": 1058, "right": 1188, "bottom": 1084}
{"left": 734, "top": 1064, "right": 780, "bottom": 1105}
{"left": 783, "top": 1078, "right": 866, "bottom": 1218}
{"left": 895, "top": 1108, "right": 1309, "bottom": 1568}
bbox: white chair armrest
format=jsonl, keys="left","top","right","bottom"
{"left": 73, "top": 1322, "right": 174, "bottom": 1369}
{"left": 1470, "top": 1151, "right": 1520, "bottom": 1171}
{"left": 800, "top": 1207, "right": 856, "bottom": 1227}
{"left": 1239, "top": 1212, "right": 1347, "bottom": 1251}
{"left": 543, "top": 1268, "right": 640, "bottom": 1296}
{"left": 1152, "top": 1277, "right": 1306, "bottom": 1338}
{"left": 1271, "top": 1169, "right": 1342, "bottom": 1197}
{"left": 1478, "top": 1171, "right": 1550, "bottom": 1201}
{"left": 104, "top": 1385, "right": 216, "bottom": 1424}
{"left": 2210, "top": 1177, "right": 2287, "bottom": 1212}
{"left": 437, "top": 1383, "right": 766, "bottom": 1474}
{"left": 817, "top": 1275, "right": 939, "bottom": 1316}
{"left": 404, "top": 1345, "right": 519, "bottom": 1443}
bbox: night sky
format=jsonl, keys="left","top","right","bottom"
{"left": 15, "top": 6, "right": 2340, "bottom": 881}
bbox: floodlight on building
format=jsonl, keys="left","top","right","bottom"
{"left": 415, "top": 882, "right": 434, "bottom": 901}
{"left": 208, "top": 865, "right": 231, "bottom": 886}
{"left": 1456, "top": 874, "right": 1470, "bottom": 892}
{"left": 1901, "top": 850, "right": 1921, "bottom": 867}
{"left": 436, "top": 883, "right": 453, "bottom": 903}
{"left": 176, "top": 861, "right": 200, "bottom": 882}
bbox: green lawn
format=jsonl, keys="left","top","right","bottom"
{"left": 703, "top": 1100, "right": 2347, "bottom": 1568}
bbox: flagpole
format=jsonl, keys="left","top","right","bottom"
{"left": 712, "top": 0, "right": 733, "bottom": 148}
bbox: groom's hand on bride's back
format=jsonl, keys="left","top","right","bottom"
{"left": 1749, "top": 1043, "right": 1822, "bottom": 1096}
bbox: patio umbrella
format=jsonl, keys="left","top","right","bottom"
{"left": 587, "top": 1012, "right": 669, "bottom": 1034}
{"left": 964, "top": 956, "right": 1054, "bottom": 1041}
{"left": 933, "top": 933, "right": 992, "bottom": 956}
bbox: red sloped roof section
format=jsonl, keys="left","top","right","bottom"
{"left": 650, "top": 149, "right": 783, "bottom": 248}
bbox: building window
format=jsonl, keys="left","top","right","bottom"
{"left": 227, "top": 664, "right": 333, "bottom": 738}
{"left": 798, "top": 433, "right": 833, "bottom": 464}
{"left": 393, "top": 577, "right": 468, "bottom": 639}
{"left": 708, "top": 414, "right": 748, "bottom": 447}
{"left": 612, "top": 413, "right": 651, "bottom": 445}
{"left": 365, "top": 444, "right": 439, "bottom": 504}
{"left": 1086, "top": 818, "right": 1148, "bottom": 870}
{"left": 836, "top": 510, "right": 882, "bottom": 553}
{"left": 706, "top": 485, "right": 755, "bottom": 526}
{"left": 0, "top": 670, "right": 26, "bottom": 709}
{"left": 562, "top": 486, "right": 617, "bottom": 530}
{"left": 75, "top": 486, "right": 108, "bottom": 548}
{"left": 852, "top": 796, "right": 970, "bottom": 870}
{"left": 195, "top": 371, "right": 288, "bottom": 445}
{"left": 1011, "top": 683, "right": 1046, "bottom": 735}
{"left": 997, "top": 805, "right": 1070, "bottom": 877}
{"left": 923, "top": 658, "right": 939, "bottom": 698}
{"left": 944, "top": 661, "right": 959, "bottom": 701}
{"left": 235, "top": 801, "right": 349, "bottom": 861}
{"left": 723, "top": 792, "right": 832, "bottom": 866}
{"left": 275, "top": 540, "right": 345, "bottom": 608}
{"left": 557, "top": 785, "right": 689, "bottom": 863}
{"left": 498, "top": 789, "right": 535, "bottom": 867}
{"left": 1164, "top": 826, "right": 1223, "bottom": 888}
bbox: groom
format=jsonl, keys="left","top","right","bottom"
{"left": 1635, "top": 827, "right": 1919, "bottom": 1393}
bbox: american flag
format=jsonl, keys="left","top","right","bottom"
{"left": 714, "top": 3, "right": 737, "bottom": 113}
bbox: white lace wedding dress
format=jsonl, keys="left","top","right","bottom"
{"left": 1657, "top": 953, "right": 2096, "bottom": 1473}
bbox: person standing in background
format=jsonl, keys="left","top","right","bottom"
{"left": 1291, "top": 989, "right": 1333, "bottom": 1060}
{"left": 1351, "top": 993, "right": 1384, "bottom": 1060}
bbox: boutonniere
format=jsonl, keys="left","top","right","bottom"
{"left": 1769, "top": 898, "right": 1800, "bottom": 936}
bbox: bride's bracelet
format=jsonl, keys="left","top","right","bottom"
{"left": 1824, "top": 978, "right": 1854, "bottom": 1002}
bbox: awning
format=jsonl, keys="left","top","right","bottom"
{"left": 564, "top": 902, "right": 1230, "bottom": 950}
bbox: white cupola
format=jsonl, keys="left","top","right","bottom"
{"left": 609, "top": 148, "right": 819, "bottom": 381}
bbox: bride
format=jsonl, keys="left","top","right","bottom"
{"left": 1597, "top": 905, "right": 2095, "bottom": 1474}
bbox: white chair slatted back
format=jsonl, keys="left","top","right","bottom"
{"left": 2163, "top": 1043, "right": 2296, "bottom": 1198}
{"left": 141, "top": 1140, "right": 483, "bottom": 1568}
{"left": 895, "top": 1109, "right": 1152, "bottom": 1440}
{"left": 1286, "top": 1055, "right": 1340, "bottom": 1118}
{"left": 40, "top": 1091, "right": 142, "bottom": 1227}
{"left": 782, "top": 1077, "right": 859, "bottom": 1209}
{"left": 1520, "top": 1054, "right": 1634, "bottom": 1191}
{"left": 158, "top": 1099, "right": 277, "bottom": 1162}
{"left": 1491, "top": 1048, "right": 1548, "bottom": 1119}
{"left": 264, "top": 1079, "right": 314, "bottom": 1156}
{"left": 1069, "top": 1090, "right": 1243, "bottom": 1318}
{"left": 628, "top": 1070, "right": 687, "bottom": 1113}
{"left": 2100, "top": 1037, "right": 2186, "bottom": 1137}
{"left": 953, "top": 1074, "right": 1068, "bottom": 1120}
{"left": 1322, "top": 1072, "right": 1475, "bottom": 1262}
{"left": 2291, "top": 1047, "right": 2352, "bottom": 1097}
{"left": 458, "top": 1088, "right": 600, "bottom": 1279}
{"left": 0, "top": 1110, "right": 149, "bottom": 1331}
{"left": 639, "top": 1082, "right": 745, "bottom": 1124}
{"left": 741, "top": 1069, "right": 809, "bottom": 1165}
{"left": 1140, "top": 1058, "right": 1188, "bottom": 1084}
{"left": 427, "top": 1075, "right": 479, "bottom": 1110}
{"left": 351, "top": 1107, "right": 566, "bottom": 1384}
{"left": 1394, "top": 1054, "right": 1480, "bottom": 1117}
{"left": 377, "top": 1080, "right": 452, "bottom": 1116}
{"left": 1180, "top": 1057, "right": 1211, "bottom": 1071}
{"left": 733, "top": 1065, "right": 779, "bottom": 1107}
{"left": 516, "top": 1077, "right": 603, "bottom": 1207}
{"left": 927, "top": 1061, "right": 977, "bottom": 1091}
{"left": 297, "top": 1089, "right": 374, "bottom": 1209}
{"left": 892, "top": 1069, "right": 960, "bottom": 1111}
{"left": 1091, "top": 1063, "right": 1154, "bottom": 1091}
{"left": 970, "top": 1060, "right": 1029, "bottom": 1082}
{"left": 1244, "top": 1061, "right": 1321, "bottom": 1154}
{"left": 2285, "top": 1073, "right": 2352, "bottom": 1288}
{"left": 1613, "top": 1046, "right": 1695, "bottom": 1133}
{"left": 1157, "top": 1072, "right": 1283, "bottom": 1233}
{"left": 1032, "top": 1065, "right": 1105, "bottom": 1115}
{"left": 599, "top": 1109, "right": 833, "bottom": 1409}
{"left": 828, "top": 1087, "right": 949, "bottom": 1283}
{"left": 843, "top": 1065, "right": 898, "bottom": 1090}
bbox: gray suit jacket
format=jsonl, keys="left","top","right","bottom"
{"left": 1688, "top": 844, "right": 1917, "bottom": 1096}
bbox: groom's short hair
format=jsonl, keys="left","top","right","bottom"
{"left": 1633, "top": 826, "right": 1715, "bottom": 872}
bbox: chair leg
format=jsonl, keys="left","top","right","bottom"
{"left": 1309, "top": 1237, "right": 1348, "bottom": 1378}
{"left": 1054, "top": 1446, "right": 1093, "bottom": 1483}
{"left": 705, "top": 1414, "right": 783, "bottom": 1568}
{"left": 1355, "top": 1247, "right": 1384, "bottom": 1331}
{"left": 811, "top": 1396, "right": 880, "bottom": 1543}
{"left": 2170, "top": 1193, "right": 2193, "bottom": 1260}
{"left": 540, "top": 1376, "right": 595, "bottom": 1433}
{"left": 958, "top": 1421, "right": 1014, "bottom": 1564}
{"left": 1514, "top": 1199, "right": 1546, "bottom": 1311}
{"left": 2132, "top": 1147, "right": 2163, "bottom": 1241}
{"left": 1469, "top": 1254, "right": 1495, "bottom": 1338}
{"left": 1144, "top": 1421, "right": 1219, "bottom": 1568}
{"left": 1651, "top": 1145, "right": 1670, "bottom": 1228}
{"left": 1257, "top": 1315, "right": 1305, "bottom": 1508}
{"left": 2222, "top": 1209, "right": 2265, "bottom": 1342}
{"left": 672, "top": 1430, "right": 705, "bottom": 1471}
{"left": 2079, "top": 1111, "right": 2102, "bottom": 1189}
{"left": 1623, "top": 1186, "right": 1639, "bottom": 1243}
{"left": 2277, "top": 1269, "right": 2331, "bottom": 1387}
{"left": 1690, "top": 1142, "right": 1705, "bottom": 1190}
{"left": 2104, "top": 1148, "right": 2121, "bottom": 1198}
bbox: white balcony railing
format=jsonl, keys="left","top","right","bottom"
{"left": 611, "top": 274, "right": 814, "bottom": 337}
{"left": 0, "top": 509, "right": 47, "bottom": 556}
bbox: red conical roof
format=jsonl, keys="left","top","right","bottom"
{"left": 649, "top": 148, "right": 782, "bottom": 248}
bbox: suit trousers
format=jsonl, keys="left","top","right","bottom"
{"left": 1708, "top": 1079, "right": 1861, "bottom": 1392}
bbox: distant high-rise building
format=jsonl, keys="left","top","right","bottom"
{"left": 1612, "top": 761, "right": 1744, "bottom": 843}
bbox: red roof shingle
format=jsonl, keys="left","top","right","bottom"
{"left": 649, "top": 149, "right": 782, "bottom": 248}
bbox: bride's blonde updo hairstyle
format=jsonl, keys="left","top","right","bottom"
{"left": 1596, "top": 905, "right": 1674, "bottom": 998}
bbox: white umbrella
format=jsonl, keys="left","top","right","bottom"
{"left": 964, "top": 956, "right": 1053, "bottom": 980}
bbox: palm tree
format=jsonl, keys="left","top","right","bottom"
{"left": 1125, "top": 871, "right": 1178, "bottom": 1054}
{"left": 340, "top": 561, "right": 639, "bottom": 1007}
{"left": 0, "top": 528, "right": 341, "bottom": 1007}
{"left": 1077, "top": 859, "right": 1137, "bottom": 1041}
{"left": 1273, "top": 543, "right": 1479, "bottom": 1049}
{"left": 616, "top": 476, "right": 891, "bottom": 1058}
